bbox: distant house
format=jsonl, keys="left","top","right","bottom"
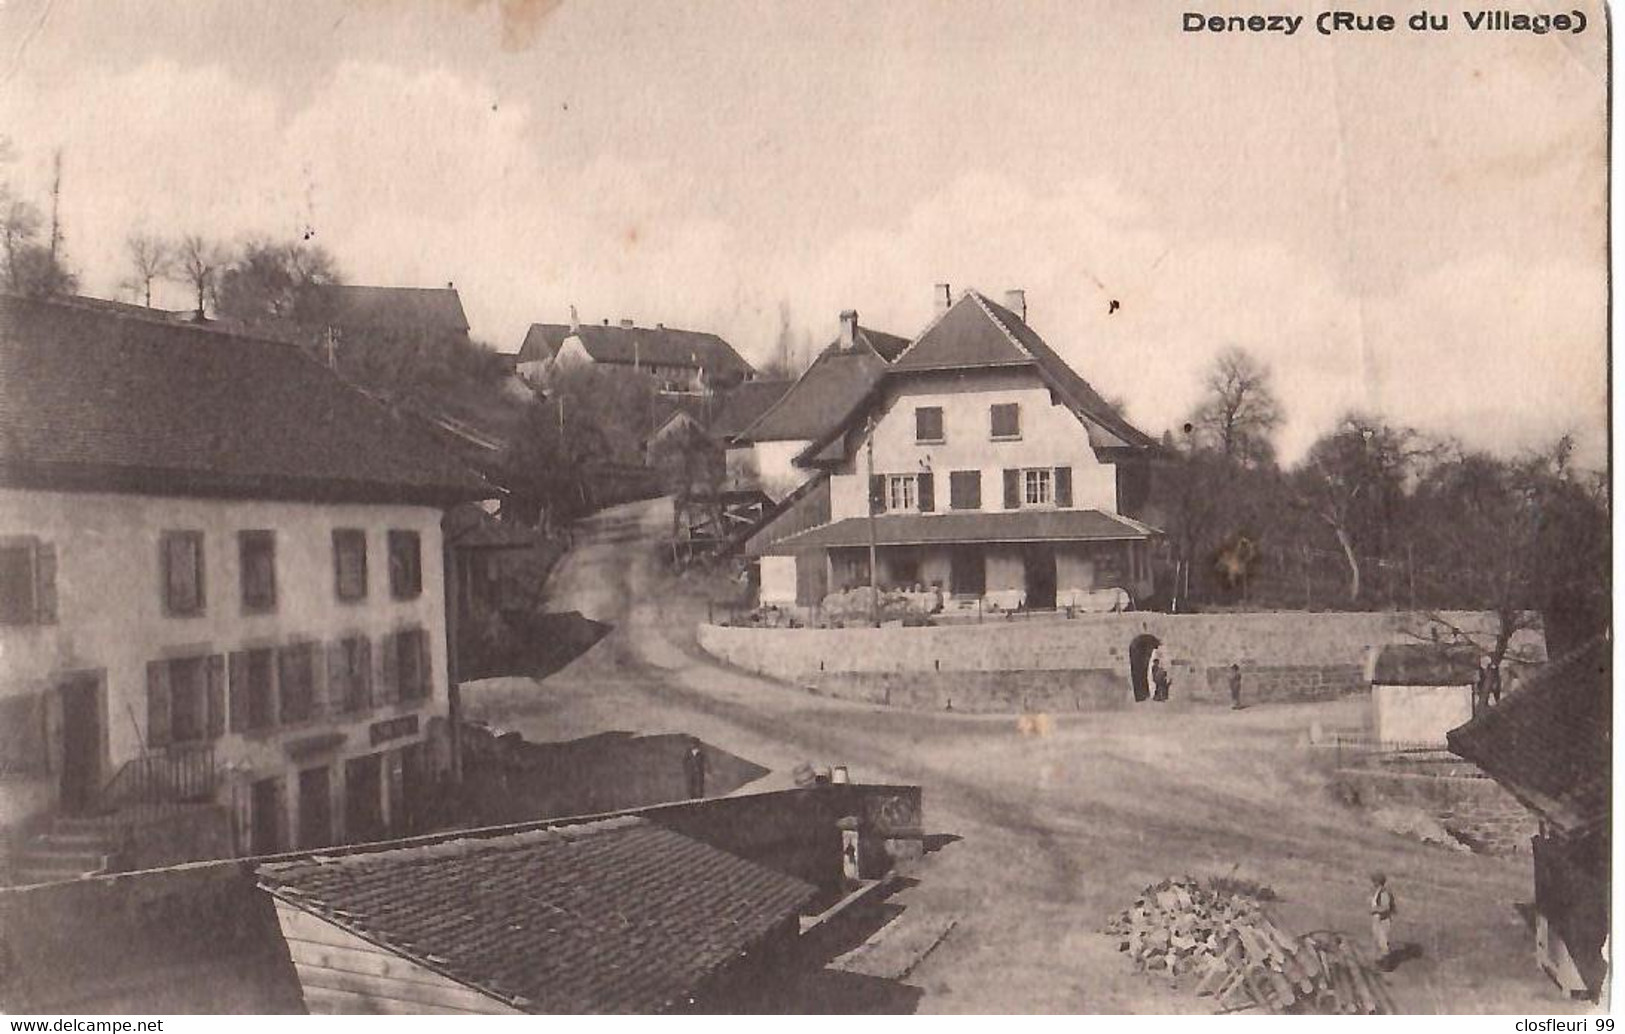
{"left": 0, "top": 295, "right": 493, "bottom": 882}
{"left": 747, "top": 286, "right": 1161, "bottom": 612}
{"left": 1447, "top": 637, "right": 1610, "bottom": 1000}
{"left": 257, "top": 814, "right": 817, "bottom": 1013}
{"left": 726, "top": 313, "right": 908, "bottom": 503}
{"left": 316, "top": 283, "right": 472, "bottom": 347}
{"left": 515, "top": 311, "right": 755, "bottom": 395}
{"left": 1368, "top": 643, "right": 1482, "bottom": 746}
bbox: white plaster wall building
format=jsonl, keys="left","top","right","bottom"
{"left": 749, "top": 288, "right": 1161, "bottom": 611}
{"left": 0, "top": 297, "right": 491, "bottom": 869}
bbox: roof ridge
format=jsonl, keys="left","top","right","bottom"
{"left": 965, "top": 289, "right": 1038, "bottom": 362}
{"left": 732, "top": 345, "right": 843, "bottom": 443}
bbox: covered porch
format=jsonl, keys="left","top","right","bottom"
{"left": 757, "top": 509, "right": 1157, "bottom": 611}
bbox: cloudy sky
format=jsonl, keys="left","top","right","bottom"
{"left": 0, "top": 0, "right": 1606, "bottom": 463}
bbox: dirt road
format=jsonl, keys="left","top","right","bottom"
{"left": 463, "top": 499, "right": 1583, "bottom": 1014}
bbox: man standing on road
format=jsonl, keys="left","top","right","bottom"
{"left": 1228, "top": 663, "right": 1244, "bottom": 709}
{"left": 683, "top": 738, "right": 708, "bottom": 799}
{"left": 1151, "top": 655, "right": 1171, "bottom": 702}
{"left": 1370, "top": 872, "right": 1396, "bottom": 967}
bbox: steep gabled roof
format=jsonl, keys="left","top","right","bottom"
{"left": 795, "top": 292, "right": 1156, "bottom": 467}
{"left": 1447, "top": 636, "right": 1610, "bottom": 836}
{"left": 515, "top": 321, "right": 754, "bottom": 377}
{"left": 258, "top": 815, "right": 817, "bottom": 1013}
{"left": 709, "top": 379, "right": 794, "bottom": 440}
{"left": 318, "top": 284, "right": 470, "bottom": 336}
{"left": 0, "top": 295, "right": 492, "bottom": 505}
{"left": 734, "top": 340, "right": 890, "bottom": 444}
{"left": 853, "top": 325, "right": 911, "bottom": 363}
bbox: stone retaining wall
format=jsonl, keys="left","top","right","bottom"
{"left": 699, "top": 610, "right": 1541, "bottom": 712}
{"left": 1331, "top": 768, "right": 1539, "bottom": 855}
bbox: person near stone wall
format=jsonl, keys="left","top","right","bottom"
{"left": 1151, "top": 656, "right": 1171, "bottom": 702}
{"left": 1228, "top": 663, "right": 1243, "bottom": 709}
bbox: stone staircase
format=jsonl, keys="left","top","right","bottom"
{"left": 9, "top": 815, "right": 125, "bottom": 886}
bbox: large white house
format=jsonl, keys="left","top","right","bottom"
{"left": 748, "top": 288, "right": 1160, "bottom": 612}
{"left": 0, "top": 296, "right": 492, "bottom": 879}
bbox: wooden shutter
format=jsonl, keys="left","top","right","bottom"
{"left": 1003, "top": 469, "right": 1022, "bottom": 509}
{"left": 417, "top": 629, "right": 434, "bottom": 700}
{"left": 146, "top": 660, "right": 172, "bottom": 749}
{"left": 379, "top": 632, "right": 400, "bottom": 705}
{"left": 1054, "top": 466, "right": 1073, "bottom": 508}
{"left": 918, "top": 472, "right": 935, "bottom": 513}
{"left": 357, "top": 637, "right": 374, "bottom": 710}
{"left": 228, "top": 652, "right": 248, "bottom": 733}
{"left": 206, "top": 655, "right": 226, "bottom": 739}
{"left": 33, "top": 543, "right": 56, "bottom": 624}
{"left": 326, "top": 641, "right": 347, "bottom": 714}
{"left": 869, "top": 475, "right": 887, "bottom": 515}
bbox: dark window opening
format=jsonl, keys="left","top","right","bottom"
{"left": 333, "top": 529, "right": 368, "bottom": 601}
{"left": 915, "top": 406, "right": 944, "bottom": 443}
{"left": 990, "top": 403, "right": 1021, "bottom": 440}
{"left": 162, "top": 531, "right": 205, "bottom": 616}
{"left": 239, "top": 530, "right": 277, "bottom": 612}
{"left": 388, "top": 530, "right": 423, "bottom": 599}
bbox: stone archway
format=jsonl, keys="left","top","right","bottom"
{"left": 1128, "top": 634, "right": 1161, "bottom": 703}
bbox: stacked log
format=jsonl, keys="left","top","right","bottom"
{"left": 1104, "top": 877, "right": 1394, "bottom": 1014}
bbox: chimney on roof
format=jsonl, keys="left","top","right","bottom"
{"left": 602, "top": 318, "right": 610, "bottom": 326}
{"left": 839, "top": 310, "right": 858, "bottom": 351}
{"left": 446, "top": 281, "right": 455, "bottom": 290}
{"left": 569, "top": 304, "right": 581, "bottom": 332}
{"left": 934, "top": 283, "right": 952, "bottom": 315}
{"left": 1004, "top": 289, "right": 1027, "bottom": 323}
{"left": 619, "top": 318, "right": 634, "bottom": 329}
{"left": 655, "top": 322, "right": 665, "bottom": 330}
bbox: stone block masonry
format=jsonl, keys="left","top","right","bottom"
{"left": 1331, "top": 768, "right": 1539, "bottom": 855}
{"left": 698, "top": 610, "right": 1542, "bottom": 713}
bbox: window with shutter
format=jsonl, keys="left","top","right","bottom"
{"left": 869, "top": 474, "right": 887, "bottom": 515}
{"left": 1003, "top": 469, "right": 1022, "bottom": 509}
{"left": 146, "top": 660, "right": 172, "bottom": 749}
{"left": 278, "top": 644, "right": 317, "bottom": 723}
{"left": 1054, "top": 466, "right": 1073, "bottom": 508}
{"left": 243, "top": 648, "right": 276, "bottom": 731}
{"left": 388, "top": 531, "right": 423, "bottom": 599}
{"left": 34, "top": 543, "right": 56, "bottom": 624}
{"left": 228, "top": 652, "right": 249, "bottom": 734}
{"left": 333, "top": 529, "right": 368, "bottom": 601}
{"left": 918, "top": 472, "right": 935, "bottom": 512}
{"left": 168, "top": 656, "right": 209, "bottom": 743}
{"left": 915, "top": 406, "right": 944, "bottom": 443}
{"left": 0, "top": 540, "right": 36, "bottom": 626}
{"left": 238, "top": 531, "right": 276, "bottom": 612}
{"left": 950, "top": 471, "right": 982, "bottom": 510}
{"left": 206, "top": 655, "right": 226, "bottom": 739}
{"left": 1023, "top": 468, "right": 1052, "bottom": 506}
{"left": 161, "top": 531, "right": 206, "bottom": 616}
{"left": 886, "top": 475, "right": 917, "bottom": 512}
{"left": 379, "top": 632, "right": 400, "bottom": 705}
{"left": 990, "top": 403, "right": 1021, "bottom": 440}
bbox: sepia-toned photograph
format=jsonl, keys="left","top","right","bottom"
{"left": 0, "top": 0, "right": 1609, "bottom": 1018}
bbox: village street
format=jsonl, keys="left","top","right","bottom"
{"left": 462, "top": 499, "right": 1585, "bottom": 1015}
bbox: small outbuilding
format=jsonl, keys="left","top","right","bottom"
{"left": 1369, "top": 643, "right": 1482, "bottom": 747}
{"left": 1447, "top": 636, "right": 1610, "bottom": 1000}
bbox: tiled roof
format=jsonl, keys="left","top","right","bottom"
{"left": 516, "top": 322, "right": 754, "bottom": 377}
{"left": 891, "top": 292, "right": 1156, "bottom": 450}
{"left": 755, "top": 508, "right": 1158, "bottom": 555}
{"left": 1372, "top": 643, "right": 1483, "bottom": 686}
{"left": 257, "top": 816, "right": 818, "bottom": 1013}
{"left": 736, "top": 344, "right": 889, "bottom": 443}
{"left": 853, "top": 326, "right": 911, "bottom": 363}
{"left": 318, "top": 284, "right": 470, "bottom": 335}
{"left": 0, "top": 294, "right": 492, "bottom": 504}
{"left": 1447, "top": 636, "right": 1610, "bottom": 835}
{"left": 710, "top": 379, "right": 794, "bottom": 440}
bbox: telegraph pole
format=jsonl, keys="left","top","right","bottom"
{"left": 866, "top": 414, "right": 880, "bottom": 627}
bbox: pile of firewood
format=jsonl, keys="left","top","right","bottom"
{"left": 1104, "top": 877, "right": 1395, "bottom": 1014}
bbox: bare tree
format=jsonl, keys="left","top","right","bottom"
{"left": 1292, "top": 413, "right": 1417, "bottom": 602}
{"left": 124, "top": 232, "right": 172, "bottom": 307}
{"left": 0, "top": 192, "right": 42, "bottom": 293}
{"left": 1190, "top": 346, "right": 1284, "bottom": 467}
{"left": 172, "top": 234, "right": 226, "bottom": 316}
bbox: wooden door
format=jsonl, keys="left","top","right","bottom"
{"left": 58, "top": 676, "right": 101, "bottom": 814}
